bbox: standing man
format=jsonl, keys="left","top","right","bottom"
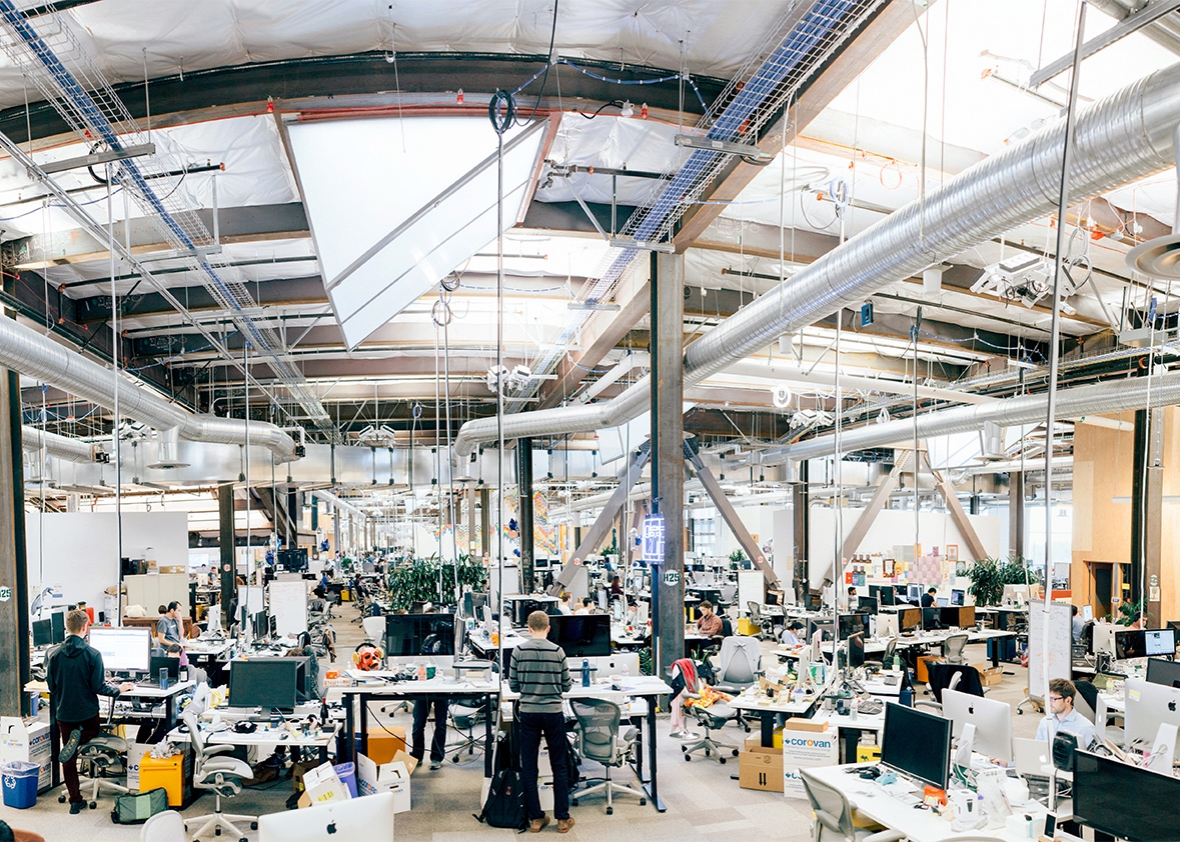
{"left": 1035, "top": 678, "right": 1097, "bottom": 749}
{"left": 156, "top": 601, "right": 183, "bottom": 650}
{"left": 510, "top": 611, "right": 574, "bottom": 833}
{"left": 46, "top": 609, "right": 134, "bottom": 813}
{"left": 411, "top": 608, "right": 449, "bottom": 771}
{"left": 694, "top": 601, "right": 723, "bottom": 637}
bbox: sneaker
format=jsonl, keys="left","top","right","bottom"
{"left": 59, "top": 728, "right": 82, "bottom": 763}
{"left": 557, "top": 817, "right": 575, "bottom": 833}
{"left": 529, "top": 815, "right": 550, "bottom": 833}
{"left": 69, "top": 801, "right": 84, "bottom": 815}
{"left": 429, "top": 760, "right": 443, "bottom": 770}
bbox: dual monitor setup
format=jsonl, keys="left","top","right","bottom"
{"left": 385, "top": 611, "right": 612, "bottom": 660}
{"left": 865, "top": 584, "right": 966, "bottom": 608}
{"left": 31, "top": 610, "right": 66, "bottom": 648}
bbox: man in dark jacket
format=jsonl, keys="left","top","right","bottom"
{"left": 46, "top": 609, "right": 134, "bottom": 813}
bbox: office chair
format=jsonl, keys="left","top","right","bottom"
{"left": 915, "top": 671, "right": 964, "bottom": 714}
{"left": 140, "top": 810, "right": 185, "bottom": 842}
{"left": 681, "top": 696, "right": 742, "bottom": 763}
{"left": 746, "top": 602, "right": 774, "bottom": 641}
{"left": 942, "top": 633, "right": 969, "bottom": 665}
{"left": 361, "top": 615, "right": 386, "bottom": 643}
{"left": 72, "top": 732, "right": 130, "bottom": 809}
{"left": 444, "top": 701, "right": 487, "bottom": 763}
{"left": 713, "top": 636, "right": 762, "bottom": 692}
{"left": 799, "top": 768, "right": 905, "bottom": 842}
{"left": 182, "top": 712, "right": 257, "bottom": 842}
{"left": 569, "top": 699, "right": 646, "bottom": 813}
{"left": 863, "top": 638, "right": 896, "bottom": 673}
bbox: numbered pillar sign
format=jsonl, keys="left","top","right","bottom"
{"left": 643, "top": 515, "right": 664, "bottom": 563}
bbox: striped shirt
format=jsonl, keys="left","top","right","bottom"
{"left": 510, "top": 637, "right": 571, "bottom": 714}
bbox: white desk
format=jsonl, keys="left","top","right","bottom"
{"left": 804, "top": 764, "right": 1047, "bottom": 842}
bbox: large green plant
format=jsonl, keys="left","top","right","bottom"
{"left": 968, "top": 556, "right": 1042, "bottom": 606}
{"left": 385, "top": 555, "right": 488, "bottom": 611}
{"left": 1117, "top": 597, "right": 1148, "bottom": 627}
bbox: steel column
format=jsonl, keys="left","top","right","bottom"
{"left": 0, "top": 369, "right": 29, "bottom": 716}
{"left": 1009, "top": 471, "right": 1026, "bottom": 560}
{"left": 218, "top": 483, "right": 235, "bottom": 627}
{"left": 517, "top": 438, "right": 535, "bottom": 591}
{"left": 793, "top": 461, "right": 810, "bottom": 604}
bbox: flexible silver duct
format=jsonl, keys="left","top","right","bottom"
{"left": 21, "top": 425, "right": 98, "bottom": 462}
{"left": 453, "top": 61, "right": 1180, "bottom": 461}
{"left": 0, "top": 316, "right": 297, "bottom": 462}
{"left": 311, "top": 490, "right": 367, "bottom": 521}
{"left": 757, "top": 370, "right": 1180, "bottom": 465}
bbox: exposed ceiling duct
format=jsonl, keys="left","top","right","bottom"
{"left": 0, "top": 316, "right": 298, "bottom": 462}
{"left": 453, "top": 61, "right": 1180, "bottom": 462}
{"left": 750, "top": 370, "right": 1180, "bottom": 466}
{"left": 21, "top": 426, "right": 101, "bottom": 463}
{"left": 311, "top": 489, "right": 366, "bottom": 521}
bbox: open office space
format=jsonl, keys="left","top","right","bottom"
{"left": 4, "top": 1, "right": 1180, "bottom": 841}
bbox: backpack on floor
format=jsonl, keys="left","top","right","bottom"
{"left": 474, "top": 768, "right": 527, "bottom": 831}
{"left": 110, "top": 787, "right": 169, "bottom": 824}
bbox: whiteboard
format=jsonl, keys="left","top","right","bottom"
{"left": 738, "top": 570, "right": 765, "bottom": 614}
{"left": 268, "top": 581, "right": 308, "bottom": 637}
{"left": 1027, "top": 601, "right": 1072, "bottom": 700}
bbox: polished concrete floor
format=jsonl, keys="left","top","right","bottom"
{"left": 1, "top": 608, "right": 1048, "bottom": 842}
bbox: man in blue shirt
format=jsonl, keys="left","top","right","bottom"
{"left": 1035, "top": 678, "right": 1096, "bottom": 749}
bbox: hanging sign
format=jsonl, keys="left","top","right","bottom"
{"left": 642, "top": 515, "right": 664, "bottom": 563}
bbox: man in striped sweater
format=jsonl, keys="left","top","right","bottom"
{"left": 511, "top": 610, "right": 575, "bottom": 833}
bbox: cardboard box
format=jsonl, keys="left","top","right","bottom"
{"left": 299, "top": 762, "right": 352, "bottom": 808}
{"left": 366, "top": 727, "right": 408, "bottom": 764}
{"left": 139, "top": 748, "right": 192, "bottom": 807}
{"left": 783, "top": 718, "right": 830, "bottom": 733}
{"left": 390, "top": 750, "right": 418, "bottom": 775}
{"left": 976, "top": 665, "right": 1004, "bottom": 687}
{"left": 738, "top": 746, "right": 783, "bottom": 792}
{"left": 126, "top": 743, "right": 151, "bottom": 791}
{"left": 356, "top": 753, "right": 411, "bottom": 813}
{"left": 292, "top": 760, "right": 316, "bottom": 793}
{"left": 781, "top": 727, "right": 838, "bottom": 800}
{"left": 0, "top": 718, "right": 52, "bottom": 794}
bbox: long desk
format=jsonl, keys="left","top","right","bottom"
{"left": 167, "top": 719, "right": 339, "bottom": 764}
{"left": 804, "top": 764, "right": 1047, "bottom": 842}
{"left": 727, "top": 692, "right": 820, "bottom": 747}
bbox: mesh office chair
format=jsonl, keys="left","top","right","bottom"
{"left": 361, "top": 615, "right": 386, "bottom": 643}
{"left": 943, "top": 633, "right": 969, "bottom": 665}
{"left": 799, "top": 768, "right": 905, "bottom": 842}
{"left": 569, "top": 699, "right": 646, "bottom": 813}
{"left": 681, "top": 697, "right": 742, "bottom": 763}
{"left": 71, "top": 733, "right": 129, "bottom": 809}
{"left": 746, "top": 602, "right": 775, "bottom": 641}
{"left": 713, "top": 636, "right": 762, "bottom": 691}
{"left": 182, "top": 712, "right": 257, "bottom": 842}
{"left": 444, "top": 701, "right": 487, "bottom": 763}
{"left": 863, "top": 638, "right": 896, "bottom": 673}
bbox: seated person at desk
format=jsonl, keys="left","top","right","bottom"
{"left": 47, "top": 609, "right": 135, "bottom": 814}
{"left": 558, "top": 592, "right": 574, "bottom": 615}
{"left": 694, "top": 601, "right": 724, "bottom": 637}
{"left": 781, "top": 620, "right": 805, "bottom": 646}
{"left": 575, "top": 597, "right": 594, "bottom": 615}
{"left": 1036, "top": 678, "right": 1097, "bottom": 749}
{"left": 1071, "top": 605, "right": 1083, "bottom": 643}
{"left": 156, "top": 601, "right": 184, "bottom": 649}
{"left": 610, "top": 576, "right": 624, "bottom": 597}
{"left": 920, "top": 587, "right": 937, "bottom": 608}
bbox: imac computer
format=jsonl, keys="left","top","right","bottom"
{"left": 1144, "top": 628, "right": 1176, "bottom": 657}
{"left": 950, "top": 589, "right": 965, "bottom": 607}
{"left": 1072, "top": 751, "right": 1179, "bottom": 842}
{"left": 1123, "top": 678, "right": 1180, "bottom": 747}
{"left": 881, "top": 702, "right": 951, "bottom": 790}
{"left": 857, "top": 596, "right": 879, "bottom": 615}
{"left": 941, "top": 688, "right": 1014, "bottom": 763}
{"left": 838, "top": 613, "right": 870, "bottom": 641}
{"left": 878, "top": 587, "right": 896, "bottom": 607}
{"left": 899, "top": 608, "right": 922, "bottom": 633}
{"left": 258, "top": 791, "right": 396, "bottom": 842}
{"left": 907, "top": 584, "right": 921, "bottom": 603}
{"left": 88, "top": 627, "right": 151, "bottom": 674}
{"left": 32, "top": 619, "right": 52, "bottom": 648}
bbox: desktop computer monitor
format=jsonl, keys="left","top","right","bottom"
{"left": 941, "top": 688, "right": 1013, "bottom": 763}
{"left": 385, "top": 614, "right": 457, "bottom": 657}
{"left": 1146, "top": 657, "right": 1180, "bottom": 689}
{"left": 847, "top": 633, "right": 865, "bottom": 669}
{"left": 1072, "top": 751, "right": 1179, "bottom": 842}
{"left": 258, "top": 790, "right": 396, "bottom": 842}
{"left": 150, "top": 655, "right": 180, "bottom": 681}
{"left": 50, "top": 610, "right": 65, "bottom": 643}
{"left": 547, "top": 614, "right": 611, "bottom": 658}
{"left": 32, "top": 619, "right": 52, "bottom": 648}
{"left": 879, "top": 587, "right": 896, "bottom": 607}
{"left": 838, "top": 613, "right": 870, "bottom": 641}
{"left": 899, "top": 608, "right": 922, "bottom": 633}
{"left": 950, "top": 589, "right": 965, "bottom": 607}
{"left": 88, "top": 627, "right": 151, "bottom": 673}
{"left": 1115, "top": 630, "right": 1149, "bottom": 660}
{"left": 1144, "top": 628, "right": 1176, "bottom": 657}
{"left": 229, "top": 659, "right": 298, "bottom": 711}
{"left": 907, "top": 584, "right": 921, "bottom": 602}
{"left": 251, "top": 610, "right": 268, "bottom": 640}
{"left": 881, "top": 702, "right": 951, "bottom": 790}
{"left": 1124, "top": 678, "right": 1180, "bottom": 746}
{"left": 806, "top": 618, "right": 834, "bottom": 643}
{"left": 857, "top": 596, "right": 879, "bottom": 615}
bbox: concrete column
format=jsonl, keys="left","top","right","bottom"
{"left": 1008, "top": 471, "right": 1025, "bottom": 561}
{"left": 0, "top": 370, "right": 29, "bottom": 716}
{"left": 651, "top": 252, "right": 684, "bottom": 682}
{"left": 1131, "top": 408, "right": 1163, "bottom": 620}
{"left": 218, "top": 484, "right": 236, "bottom": 628}
{"left": 480, "top": 487, "right": 491, "bottom": 561}
{"left": 467, "top": 486, "right": 478, "bottom": 558}
{"left": 517, "top": 439, "right": 534, "bottom": 590}
{"left": 793, "top": 461, "right": 810, "bottom": 605}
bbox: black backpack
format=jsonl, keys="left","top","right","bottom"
{"left": 475, "top": 768, "right": 527, "bottom": 831}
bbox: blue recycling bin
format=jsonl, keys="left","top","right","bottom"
{"left": 2, "top": 760, "right": 40, "bottom": 809}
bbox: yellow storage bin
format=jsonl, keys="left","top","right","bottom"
{"left": 737, "top": 618, "right": 761, "bottom": 636}
{"left": 139, "top": 749, "right": 191, "bottom": 807}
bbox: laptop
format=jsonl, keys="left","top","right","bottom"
{"left": 1013, "top": 738, "right": 1051, "bottom": 779}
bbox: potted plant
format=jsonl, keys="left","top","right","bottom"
{"left": 1116, "top": 597, "right": 1148, "bottom": 626}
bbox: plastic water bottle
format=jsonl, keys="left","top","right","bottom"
{"left": 850, "top": 697, "right": 858, "bottom": 720}
{"left": 581, "top": 659, "right": 591, "bottom": 687}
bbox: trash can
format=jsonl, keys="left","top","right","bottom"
{"left": 2, "top": 761, "right": 41, "bottom": 809}
{"left": 334, "top": 762, "right": 358, "bottom": 799}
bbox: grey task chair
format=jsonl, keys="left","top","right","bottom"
{"left": 943, "top": 633, "right": 969, "bottom": 665}
{"left": 681, "top": 696, "right": 742, "bottom": 763}
{"left": 569, "top": 698, "right": 646, "bottom": 814}
{"left": 140, "top": 809, "right": 186, "bottom": 842}
{"left": 863, "top": 638, "right": 896, "bottom": 673}
{"left": 182, "top": 712, "right": 257, "bottom": 842}
{"left": 746, "top": 602, "right": 775, "bottom": 641}
{"left": 71, "top": 732, "right": 129, "bottom": 809}
{"left": 799, "top": 768, "right": 906, "bottom": 842}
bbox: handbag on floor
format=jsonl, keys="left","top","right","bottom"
{"left": 110, "top": 786, "right": 170, "bottom": 824}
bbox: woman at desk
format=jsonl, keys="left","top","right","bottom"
{"left": 610, "top": 576, "right": 624, "bottom": 598}
{"left": 781, "top": 621, "right": 805, "bottom": 646}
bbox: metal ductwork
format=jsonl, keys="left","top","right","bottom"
{"left": 21, "top": 426, "right": 100, "bottom": 463}
{"left": 755, "top": 370, "right": 1180, "bottom": 465}
{"left": 0, "top": 316, "right": 298, "bottom": 462}
{"left": 311, "top": 490, "right": 367, "bottom": 521}
{"left": 454, "top": 61, "right": 1180, "bottom": 462}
